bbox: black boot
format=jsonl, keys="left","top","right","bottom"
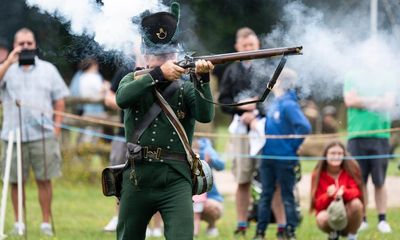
{"left": 253, "top": 230, "right": 265, "bottom": 240}
{"left": 285, "top": 225, "right": 297, "bottom": 240}
{"left": 233, "top": 226, "right": 247, "bottom": 236}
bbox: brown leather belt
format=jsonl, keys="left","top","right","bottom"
{"left": 141, "top": 146, "right": 186, "bottom": 162}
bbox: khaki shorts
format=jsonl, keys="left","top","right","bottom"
{"left": 230, "top": 136, "right": 259, "bottom": 184}
{"left": 1, "top": 137, "right": 62, "bottom": 183}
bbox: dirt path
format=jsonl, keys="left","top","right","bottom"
{"left": 214, "top": 170, "right": 400, "bottom": 208}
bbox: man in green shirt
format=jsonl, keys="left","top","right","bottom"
{"left": 115, "top": 3, "right": 214, "bottom": 239}
{"left": 344, "top": 70, "right": 395, "bottom": 234}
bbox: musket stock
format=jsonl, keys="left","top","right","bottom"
{"left": 134, "top": 46, "right": 302, "bottom": 78}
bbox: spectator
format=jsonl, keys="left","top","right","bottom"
{"left": 218, "top": 27, "right": 275, "bottom": 236}
{"left": 77, "top": 57, "right": 109, "bottom": 143}
{"left": 192, "top": 137, "right": 225, "bottom": 237}
{"left": 310, "top": 141, "right": 364, "bottom": 240}
{"left": 0, "top": 28, "right": 69, "bottom": 236}
{"left": 344, "top": 68, "right": 395, "bottom": 233}
{"left": 321, "top": 105, "right": 339, "bottom": 134}
{"left": 253, "top": 68, "right": 311, "bottom": 240}
{"left": 193, "top": 193, "right": 207, "bottom": 237}
{"left": 78, "top": 57, "right": 108, "bottom": 117}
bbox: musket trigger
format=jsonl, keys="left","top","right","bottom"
{"left": 177, "top": 55, "right": 195, "bottom": 68}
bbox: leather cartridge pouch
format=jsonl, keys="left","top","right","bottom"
{"left": 101, "top": 163, "right": 127, "bottom": 199}
{"left": 101, "top": 143, "right": 142, "bottom": 198}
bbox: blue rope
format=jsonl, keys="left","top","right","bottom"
{"left": 14, "top": 119, "right": 400, "bottom": 161}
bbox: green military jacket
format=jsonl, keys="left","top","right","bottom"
{"left": 116, "top": 72, "right": 214, "bottom": 185}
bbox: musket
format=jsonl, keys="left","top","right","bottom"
{"left": 134, "top": 46, "right": 302, "bottom": 77}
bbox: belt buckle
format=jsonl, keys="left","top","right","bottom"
{"left": 143, "top": 147, "right": 161, "bottom": 160}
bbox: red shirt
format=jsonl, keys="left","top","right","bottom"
{"left": 313, "top": 170, "right": 361, "bottom": 213}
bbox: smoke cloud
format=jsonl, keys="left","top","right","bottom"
{"left": 262, "top": 1, "right": 400, "bottom": 118}
{"left": 25, "top": 0, "right": 167, "bottom": 55}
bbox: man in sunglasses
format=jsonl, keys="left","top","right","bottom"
{"left": 0, "top": 28, "right": 69, "bottom": 236}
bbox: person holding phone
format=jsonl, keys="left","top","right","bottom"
{"left": 0, "top": 28, "right": 69, "bottom": 236}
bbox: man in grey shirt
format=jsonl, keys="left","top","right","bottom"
{"left": 0, "top": 28, "right": 69, "bottom": 236}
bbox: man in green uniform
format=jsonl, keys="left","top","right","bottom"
{"left": 115, "top": 3, "right": 214, "bottom": 239}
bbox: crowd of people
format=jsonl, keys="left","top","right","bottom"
{"left": 0, "top": 2, "right": 398, "bottom": 240}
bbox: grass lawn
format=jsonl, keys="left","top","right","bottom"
{"left": 1, "top": 180, "right": 399, "bottom": 240}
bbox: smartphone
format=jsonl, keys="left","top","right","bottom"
{"left": 19, "top": 49, "right": 36, "bottom": 66}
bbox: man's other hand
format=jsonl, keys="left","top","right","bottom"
{"left": 195, "top": 59, "right": 214, "bottom": 74}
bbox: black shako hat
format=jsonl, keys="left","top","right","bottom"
{"left": 140, "top": 2, "right": 180, "bottom": 55}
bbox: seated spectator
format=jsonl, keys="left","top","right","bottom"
{"left": 310, "top": 141, "right": 364, "bottom": 240}
{"left": 193, "top": 193, "right": 207, "bottom": 237}
{"left": 192, "top": 137, "right": 225, "bottom": 237}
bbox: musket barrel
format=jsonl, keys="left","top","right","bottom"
{"left": 133, "top": 46, "right": 302, "bottom": 78}
{"left": 192, "top": 46, "right": 302, "bottom": 65}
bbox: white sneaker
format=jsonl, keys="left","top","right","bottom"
{"left": 146, "top": 228, "right": 152, "bottom": 237}
{"left": 377, "top": 221, "right": 392, "bottom": 233}
{"left": 152, "top": 227, "right": 163, "bottom": 237}
{"left": 11, "top": 222, "right": 25, "bottom": 236}
{"left": 206, "top": 227, "right": 219, "bottom": 237}
{"left": 103, "top": 216, "right": 118, "bottom": 232}
{"left": 347, "top": 233, "right": 358, "bottom": 240}
{"left": 40, "top": 222, "right": 54, "bottom": 236}
{"left": 358, "top": 221, "right": 368, "bottom": 232}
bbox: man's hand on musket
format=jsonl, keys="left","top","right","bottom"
{"left": 160, "top": 60, "right": 186, "bottom": 81}
{"left": 195, "top": 59, "right": 214, "bottom": 75}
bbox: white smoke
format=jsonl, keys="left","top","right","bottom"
{"left": 263, "top": 1, "right": 400, "bottom": 118}
{"left": 25, "top": 0, "right": 167, "bottom": 54}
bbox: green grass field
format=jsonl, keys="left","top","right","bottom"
{"left": 1, "top": 128, "right": 399, "bottom": 239}
{"left": 1, "top": 180, "right": 399, "bottom": 240}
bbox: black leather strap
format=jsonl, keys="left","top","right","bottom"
{"left": 131, "top": 81, "right": 179, "bottom": 143}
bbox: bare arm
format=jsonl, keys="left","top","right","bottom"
{"left": 344, "top": 90, "right": 395, "bottom": 111}
{"left": 104, "top": 89, "right": 119, "bottom": 110}
{"left": 53, "top": 98, "right": 65, "bottom": 137}
{"left": 0, "top": 47, "right": 22, "bottom": 80}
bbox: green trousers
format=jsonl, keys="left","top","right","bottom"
{"left": 117, "top": 163, "right": 193, "bottom": 240}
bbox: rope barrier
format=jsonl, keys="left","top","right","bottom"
{"left": 222, "top": 153, "right": 400, "bottom": 161}
{"left": 1, "top": 100, "right": 400, "bottom": 161}
{"left": 3, "top": 100, "right": 399, "bottom": 140}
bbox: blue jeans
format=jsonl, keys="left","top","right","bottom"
{"left": 256, "top": 159, "right": 298, "bottom": 233}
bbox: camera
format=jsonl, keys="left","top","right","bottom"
{"left": 19, "top": 49, "right": 36, "bottom": 66}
